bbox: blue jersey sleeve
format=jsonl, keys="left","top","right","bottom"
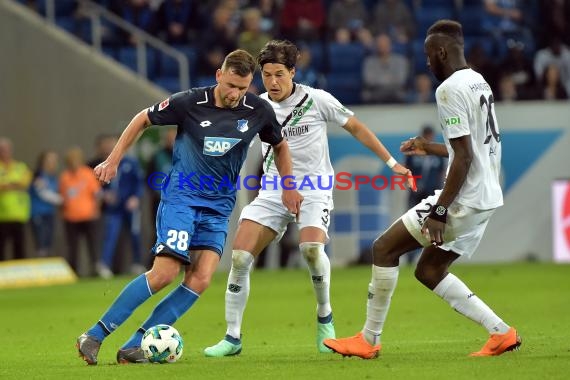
{"left": 147, "top": 91, "right": 188, "bottom": 126}
{"left": 258, "top": 100, "right": 283, "bottom": 146}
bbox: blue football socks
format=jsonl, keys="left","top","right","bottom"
{"left": 87, "top": 274, "right": 154, "bottom": 342}
{"left": 122, "top": 284, "right": 200, "bottom": 349}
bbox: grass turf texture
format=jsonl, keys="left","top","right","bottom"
{"left": 1, "top": 263, "right": 569, "bottom": 379}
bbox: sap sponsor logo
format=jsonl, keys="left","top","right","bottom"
{"left": 203, "top": 137, "right": 242, "bottom": 156}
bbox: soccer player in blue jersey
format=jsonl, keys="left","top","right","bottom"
{"left": 76, "top": 49, "right": 303, "bottom": 365}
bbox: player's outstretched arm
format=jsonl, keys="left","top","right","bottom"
{"left": 343, "top": 116, "right": 417, "bottom": 191}
{"left": 421, "top": 135, "right": 472, "bottom": 245}
{"left": 272, "top": 140, "right": 303, "bottom": 217}
{"left": 400, "top": 136, "right": 449, "bottom": 157}
{"left": 94, "top": 109, "right": 151, "bottom": 184}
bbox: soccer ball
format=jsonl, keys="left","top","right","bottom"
{"left": 141, "top": 324, "right": 184, "bottom": 363}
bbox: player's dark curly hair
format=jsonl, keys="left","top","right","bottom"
{"left": 257, "top": 40, "right": 299, "bottom": 69}
{"left": 427, "top": 19, "right": 464, "bottom": 45}
{"left": 222, "top": 49, "right": 257, "bottom": 77}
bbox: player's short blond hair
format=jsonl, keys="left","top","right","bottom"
{"left": 221, "top": 49, "right": 256, "bottom": 77}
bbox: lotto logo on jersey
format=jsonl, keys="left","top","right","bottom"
{"left": 203, "top": 136, "right": 242, "bottom": 156}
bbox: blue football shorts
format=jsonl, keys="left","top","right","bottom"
{"left": 152, "top": 201, "right": 229, "bottom": 264}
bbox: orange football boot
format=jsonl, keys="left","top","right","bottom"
{"left": 323, "top": 332, "right": 381, "bottom": 359}
{"left": 470, "top": 327, "right": 522, "bottom": 357}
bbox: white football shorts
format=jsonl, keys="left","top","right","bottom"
{"left": 239, "top": 192, "right": 333, "bottom": 243}
{"left": 401, "top": 190, "right": 496, "bottom": 258}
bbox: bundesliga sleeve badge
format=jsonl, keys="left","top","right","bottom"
{"left": 158, "top": 98, "right": 170, "bottom": 111}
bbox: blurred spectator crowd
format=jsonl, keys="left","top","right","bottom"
{"left": 0, "top": 133, "right": 177, "bottom": 278}
{"left": 0, "top": 129, "right": 303, "bottom": 277}
{"left": 4, "top": 0, "right": 570, "bottom": 277}
{"left": 17, "top": 0, "right": 570, "bottom": 104}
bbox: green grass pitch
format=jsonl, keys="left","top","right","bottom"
{"left": 1, "top": 263, "right": 569, "bottom": 379}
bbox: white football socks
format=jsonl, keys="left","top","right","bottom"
{"left": 362, "top": 265, "right": 399, "bottom": 346}
{"left": 433, "top": 273, "right": 510, "bottom": 334}
{"left": 225, "top": 250, "right": 254, "bottom": 340}
{"left": 300, "top": 242, "right": 332, "bottom": 319}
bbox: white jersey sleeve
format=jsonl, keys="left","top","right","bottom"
{"left": 436, "top": 69, "right": 503, "bottom": 210}
{"left": 312, "top": 88, "right": 354, "bottom": 128}
{"left": 437, "top": 86, "right": 470, "bottom": 140}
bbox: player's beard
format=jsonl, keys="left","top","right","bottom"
{"left": 223, "top": 96, "right": 240, "bottom": 108}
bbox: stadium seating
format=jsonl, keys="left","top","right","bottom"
{"left": 325, "top": 72, "right": 362, "bottom": 105}
{"left": 412, "top": 39, "right": 427, "bottom": 75}
{"left": 158, "top": 45, "right": 197, "bottom": 79}
{"left": 23, "top": 0, "right": 545, "bottom": 105}
{"left": 414, "top": 7, "right": 455, "bottom": 35}
{"left": 457, "top": 5, "right": 487, "bottom": 37}
{"left": 328, "top": 43, "right": 366, "bottom": 74}
{"left": 154, "top": 76, "right": 182, "bottom": 94}
{"left": 118, "top": 46, "right": 158, "bottom": 79}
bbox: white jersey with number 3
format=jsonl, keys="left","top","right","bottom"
{"left": 259, "top": 84, "right": 354, "bottom": 195}
{"left": 436, "top": 68, "right": 503, "bottom": 210}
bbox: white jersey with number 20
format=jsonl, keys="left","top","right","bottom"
{"left": 436, "top": 68, "right": 503, "bottom": 210}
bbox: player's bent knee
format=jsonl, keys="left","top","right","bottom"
{"left": 371, "top": 236, "right": 401, "bottom": 266}
{"left": 231, "top": 249, "right": 254, "bottom": 270}
{"left": 192, "top": 277, "right": 211, "bottom": 293}
{"left": 414, "top": 265, "right": 428, "bottom": 284}
{"left": 372, "top": 236, "right": 391, "bottom": 257}
{"left": 300, "top": 242, "right": 324, "bottom": 264}
{"left": 185, "top": 271, "right": 214, "bottom": 293}
{"left": 414, "top": 264, "right": 440, "bottom": 289}
{"left": 147, "top": 269, "right": 178, "bottom": 292}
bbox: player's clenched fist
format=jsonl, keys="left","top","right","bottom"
{"left": 94, "top": 161, "right": 118, "bottom": 184}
